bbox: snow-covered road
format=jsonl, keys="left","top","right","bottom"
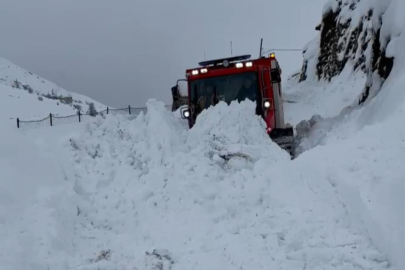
{"left": 3, "top": 99, "right": 397, "bottom": 270}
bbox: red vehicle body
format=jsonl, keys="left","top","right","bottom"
{"left": 172, "top": 53, "right": 294, "bottom": 155}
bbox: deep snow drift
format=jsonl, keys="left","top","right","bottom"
{"left": 2, "top": 99, "right": 397, "bottom": 270}
{"left": 0, "top": 127, "right": 75, "bottom": 269}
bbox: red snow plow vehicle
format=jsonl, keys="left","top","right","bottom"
{"left": 171, "top": 52, "right": 294, "bottom": 156}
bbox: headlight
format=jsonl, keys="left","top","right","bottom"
{"left": 264, "top": 101, "right": 271, "bottom": 108}
{"left": 192, "top": 70, "right": 199, "bottom": 75}
{"left": 200, "top": 68, "right": 208, "bottom": 73}
{"left": 235, "top": 63, "right": 243, "bottom": 68}
{"left": 181, "top": 107, "right": 191, "bottom": 119}
{"left": 245, "top": 62, "right": 253, "bottom": 67}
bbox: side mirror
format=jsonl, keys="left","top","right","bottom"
{"left": 177, "top": 79, "right": 188, "bottom": 97}
{"left": 263, "top": 98, "right": 272, "bottom": 110}
{"left": 171, "top": 86, "right": 179, "bottom": 101}
{"left": 180, "top": 106, "right": 191, "bottom": 119}
{"left": 171, "top": 79, "right": 189, "bottom": 112}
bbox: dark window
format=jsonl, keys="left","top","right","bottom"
{"left": 190, "top": 72, "right": 259, "bottom": 111}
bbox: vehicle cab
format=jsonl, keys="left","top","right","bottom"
{"left": 174, "top": 53, "right": 288, "bottom": 136}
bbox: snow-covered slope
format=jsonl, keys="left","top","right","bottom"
{"left": 299, "top": 0, "right": 402, "bottom": 106}
{"left": 0, "top": 57, "right": 105, "bottom": 127}
{"left": 283, "top": 63, "right": 366, "bottom": 125}
{"left": 285, "top": 0, "right": 405, "bottom": 267}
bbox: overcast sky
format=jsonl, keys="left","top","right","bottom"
{"left": 0, "top": 0, "right": 326, "bottom": 108}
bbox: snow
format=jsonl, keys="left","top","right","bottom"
{"left": 1, "top": 0, "right": 405, "bottom": 268}
{"left": 323, "top": 0, "right": 339, "bottom": 15}
{"left": 301, "top": 37, "right": 320, "bottom": 81}
{"left": 284, "top": 63, "right": 367, "bottom": 126}
{"left": 187, "top": 101, "right": 290, "bottom": 164}
{"left": 0, "top": 58, "right": 103, "bottom": 108}
{"left": 290, "top": 99, "right": 405, "bottom": 267}
{"left": 285, "top": 0, "right": 405, "bottom": 265}
{"left": 381, "top": 0, "right": 405, "bottom": 51}
{"left": 0, "top": 57, "right": 105, "bottom": 128}
{"left": 0, "top": 127, "right": 76, "bottom": 269}
{"left": 0, "top": 97, "right": 398, "bottom": 269}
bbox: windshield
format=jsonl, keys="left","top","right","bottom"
{"left": 190, "top": 72, "right": 259, "bottom": 111}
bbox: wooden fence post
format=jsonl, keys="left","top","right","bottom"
{"left": 128, "top": 105, "right": 131, "bottom": 114}
{"left": 50, "top": 113, "right": 53, "bottom": 126}
{"left": 107, "top": 107, "right": 109, "bottom": 114}
{"left": 78, "top": 111, "right": 81, "bottom": 122}
{"left": 17, "top": 118, "right": 20, "bottom": 128}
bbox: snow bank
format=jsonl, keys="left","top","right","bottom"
{"left": 287, "top": 0, "right": 405, "bottom": 266}
{"left": 1, "top": 91, "right": 398, "bottom": 269}
{"left": 13, "top": 100, "right": 384, "bottom": 269}
{"left": 0, "top": 127, "right": 77, "bottom": 269}
{"left": 327, "top": 17, "right": 405, "bottom": 265}
{"left": 295, "top": 105, "right": 405, "bottom": 267}
{"left": 187, "top": 100, "right": 289, "bottom": 165}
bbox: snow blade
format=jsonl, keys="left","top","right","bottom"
{"left": 269, "top": 127, "right": 295, "bottom": 158}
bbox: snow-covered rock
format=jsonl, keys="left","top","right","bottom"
{"left": 299, "top": 0, "right": 401, "bottom": 106}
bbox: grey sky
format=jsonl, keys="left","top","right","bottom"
{"left": 0, "top": 0, "right": 325, "bottom": 108}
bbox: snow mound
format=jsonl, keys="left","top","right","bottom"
{"left": 9, "top": 100, "right": 384, "bottom": 269}
{"left": 59, "top": 100, "right": 294, "bottom": 269}
{"left": 1, "top": 95, "right": 396, "bottom": 269}
{"left": 0, "top": 127, "right": 77, "bottom": 269}
{"left": 188, "top": 100, "right": 290, "bottom": 165}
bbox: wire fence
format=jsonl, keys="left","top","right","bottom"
{"left": 17, "top": 105, "right": 172, "bottom": 131}
{"left": 18, "top": 116, "right": 51, "bottom": 130}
